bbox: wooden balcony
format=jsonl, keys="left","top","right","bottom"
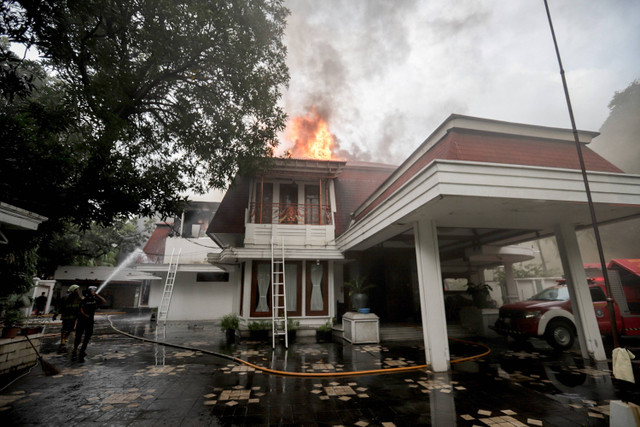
{"left": 245, "top": 203, "right": 336, "bottom": 247}
{"left": 248, "top": 203, "right": 333, "bottom": 225}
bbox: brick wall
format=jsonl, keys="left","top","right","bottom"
{"left": 0, "top": 334, "right": 41, "bottom": 375}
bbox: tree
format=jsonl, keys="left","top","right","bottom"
{"left": 1, "top": 0, "right": 289, "bottom": 226}
{"left": 0, "top": 230, "right": 39, "bottom": 299}
{"left": 493, "top": 263, "right": 547, "bottom": 289}
{"left": 37, "top": 219, "right": 153, "bottom": 275}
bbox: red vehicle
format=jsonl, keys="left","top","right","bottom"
{"left": 494, "top": 278, "right": 640, "bottom": 350}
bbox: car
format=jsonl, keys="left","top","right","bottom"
{"left": 493, "top": 279, "right": 640, "bottom": 350}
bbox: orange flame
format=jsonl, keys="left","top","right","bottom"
{"left": 285, "top": 107, "right": 339, "bottom": 160}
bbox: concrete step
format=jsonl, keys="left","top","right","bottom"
{"left": 379, "top": 324, "right": 472, "bottom": 342}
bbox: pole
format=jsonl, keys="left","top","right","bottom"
{"left": 543, "top": 0, "right": 620, "bottom": 348}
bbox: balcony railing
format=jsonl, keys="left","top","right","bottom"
{"left": 249, "top": 203, "right": 332, "bottom": 225}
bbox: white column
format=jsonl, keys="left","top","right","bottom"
{"left": 242, "top": 262, "right": 252, "bottom": 317}
{"left": 414, "top": 218, "right": 450, "bottom": 372}
{"left": 429, "top": 373, "right": 457, "bottom": 425}
{"left": 229, "top": 265, "right": 241, "bottom": 314}
{"left": 554, "top": 223, "right": 606, "bottom": 361}
{"left": 328, "top": 261, "right": 335, "bottom": 317}
{"left": 503, "top": 262, "right": 519, "bottom": 303}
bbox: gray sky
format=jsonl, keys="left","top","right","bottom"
{"left": 278, "top": 0, "right": 640, "bottom": 165}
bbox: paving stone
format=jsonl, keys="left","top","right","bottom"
{"left": 0, "top": 314, "right": 637, "bottom": 426}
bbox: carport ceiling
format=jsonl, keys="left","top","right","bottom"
{"left": 367, "top": 192, "right": 640, "bottom": 271}
{"left": 380, "top": 226, "right": 537, "bottom": 266}
{"left": 404, "top": 194, "right": 639, "bottom": 232}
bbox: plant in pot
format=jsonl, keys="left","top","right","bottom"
{"left": 344, "top": 276, "right": 376, "bottom": 313}
{"left": 466, "top": 282, "right": 496, "bottom": 309}
{"left": 220, "top": 313, "right": 239, "bottom": 344}
{"left": 282, "top": 318, "right": 299, "bottom": 342}
{"left": 248, "top": 320, "right": 270, "bottom": 341}
{"left": 316, "top": 320, "right": 333, "bottom": 343}
{"left": 1, "top": 294, "right": 30, "bottom": 338}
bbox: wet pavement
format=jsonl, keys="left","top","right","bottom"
{"left": 1, "top": 314, "right": 639, "bottom": 426}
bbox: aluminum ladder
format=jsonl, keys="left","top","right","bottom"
{"left": 271, "top": 237, "right": 288, "bottom": 348}
{"left": 157, "top": 248, "right": 181, "bottom": 324}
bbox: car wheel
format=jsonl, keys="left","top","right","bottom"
{"left": 545, "top": 320, "right": 575, "bottom": 350}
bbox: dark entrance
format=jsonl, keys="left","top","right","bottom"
{"left": 347, "top": 248, "right": 422, "bottom": 324}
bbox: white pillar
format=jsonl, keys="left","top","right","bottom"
{"left": 429, "top": 373, "right": 456, "bottom": 425}
{"left": 242, "top": 262, "right": 252, "bottom": 317}
{"left": 503, "top": 262, "right": 519, "bottom": 303}
{"left": 554, "top": 223, "right": 606, "bottom": 361}
{"left": 414, "top": 218, "right": 450, "bottom": 372}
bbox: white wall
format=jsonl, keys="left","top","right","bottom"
{"left": 164, "top": 237, "right": 220, "bottom": 264}
{"left": 30, "top": 279, "right": 55, "bottom": 315}
{"left": 514, "top": 277, "right": 561, "bottom": 301}
{"left": 149, "top": 271, "right": 237, "bottom": 321}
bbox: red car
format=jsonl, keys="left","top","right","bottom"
{"left": 494, "top": 279, "right": 640, "bottom": 350}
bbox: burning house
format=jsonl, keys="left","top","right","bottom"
{"left": 144, "top": 113, "right": 640, "bottom": 372}
{"left": 206, "top": 158, "right": 395, "bottom": 325}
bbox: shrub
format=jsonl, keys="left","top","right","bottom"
{"left": 248, "top": 320, "right": 270, "bottom": 331}
{"left": 0, "top": 293, "right": 31, "bottom": 328}
{"left": 344, "top": 276, "right": 375, "bottom": 296}
{"left": 317, "top": 320, "right": 333, "bottom": 333}
{"left": 220, "top": 313, "right": 239, "bottom": 331}
{"left": 276, "top": 318, "right": 299, "bottom": 330}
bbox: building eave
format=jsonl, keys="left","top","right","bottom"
{"left": 0, "top": 201, "right": 48, "bottom": 231}
{"left": 136, "top": 263, "right": 225, "bottom": 273}
{"left": 337, "top": 160, "right": 640, "bottom": 252}
{"left": 207, "top": 247, "right": 345, "bottom": 265}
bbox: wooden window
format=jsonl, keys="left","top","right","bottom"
{"left": 249, "top": 261, "right": 302, "bottom": 317}
{"left": 255, "top": 182, "right": 273, "bottom": 224}
{"left": 305, "top": 185, "right": 320, "bottom": 224}
{"left": 279, "top": 183, "right": 299, "bottom": 224}
{"left": 306, "top": 261, "right": 328, "bottom": 316}
{"left": 250, "top": 261, "right": 272, "bottom": 317}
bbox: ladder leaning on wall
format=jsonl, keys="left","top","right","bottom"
{"left": 271, "top": 237, "right": 288, "bottom": 348}
{"left": 157, "top": 248, "right": 181, "bottom": 325}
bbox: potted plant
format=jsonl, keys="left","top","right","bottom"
{"left": 248, "top": 320, "right": 270, "bottom": 341}
{"left": 284, "top": 318, "right": 299, "bottom": 342}
{"left": 316, "top": 320, "right": 333, "bottom": 343}
{"left": 466, "top": 282, "right": 496, "bottom": 309}
{"left": 220, "top": 313, "right": 239, "bottom": 344}
{"left": 1, "top": 294, "right": 30, "bottom": 338}
{"left": 344, "top": 276, "right": 375, "bottom": 312}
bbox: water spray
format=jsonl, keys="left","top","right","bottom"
{"left": 96, "top": 248, "right": 144, "bottom": 294}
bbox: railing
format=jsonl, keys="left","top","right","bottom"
{"left": 249, "top": 203, "right": 333, "bottom": 225}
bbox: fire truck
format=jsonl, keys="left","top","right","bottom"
{"left": 493, "top": 259, "right": 640, "bottom": 350}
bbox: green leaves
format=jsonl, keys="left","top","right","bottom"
{"left": 1, "top": 1, "right": 289, "bottom": 297}
{"left": 344, "top": 276, "right": 376, "bottom": 296}
{"left": 2, "top": 0, "right": 289, "bottom": 225}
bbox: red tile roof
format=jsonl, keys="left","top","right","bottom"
{"left": 448, "top": 129, "right": 621, "bottom": 171}
{"left": 333, "top": 162, "right": 397, "bottom": 236}
{"left": 142, "top": 223, "right": 172, "bottom": 262}
{"left": 207, "top": 176, "right": 251, "bottom": 236}
{"left": 354, "top": 128, "right": 622, "bottom": 222}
